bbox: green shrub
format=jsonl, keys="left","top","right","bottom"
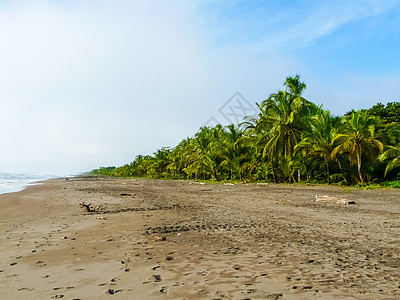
{"left": 381, "top": 180, "right": 400, "bottom": 188}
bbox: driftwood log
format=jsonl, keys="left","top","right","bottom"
{"left": 79, "top": 202, "right": 104, "bottom": 212}
{"left": 315, "top": 195, "right": 356, "bottom": 205}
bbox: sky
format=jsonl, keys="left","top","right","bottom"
{"left": 1, "top": 0, "right": 400, "bottom": 175}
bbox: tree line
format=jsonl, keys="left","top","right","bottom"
{"left": 91, "top": 75, "right": 400, "bottom": 186}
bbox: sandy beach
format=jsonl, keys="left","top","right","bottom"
{"left": 1, "top": 177, "right": 399, "bottom": 299}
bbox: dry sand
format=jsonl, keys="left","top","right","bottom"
{"left": 0, "top": 176, "right": 399, "bottom": 299}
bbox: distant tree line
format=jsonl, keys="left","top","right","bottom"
{"left": 90, "top": 75, "right": 400, "bottom": 186}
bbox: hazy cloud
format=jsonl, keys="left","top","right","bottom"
{"left": 0, "top": 1, "right": 399, "bottom": 174}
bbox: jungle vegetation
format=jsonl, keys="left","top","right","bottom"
{"left": 90, "top": 75, "right": 400, "bottom": 186}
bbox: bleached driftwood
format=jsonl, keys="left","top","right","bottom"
{"left": 315, "top": 195, "right": 356, "bottom": 205}
{"left": 79, "top": 202, "right": 104, "bottom": 212}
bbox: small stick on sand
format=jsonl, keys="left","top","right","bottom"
{"left": 79, "top": 202, "right": 104, "bottom": 212}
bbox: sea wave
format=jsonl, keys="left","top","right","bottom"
{"left": 0, "top": 172, "right": 63, "bottom": 195}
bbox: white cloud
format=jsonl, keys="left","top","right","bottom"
{"left": 0, "top": 1, "right": 295, "bottom": 173}
{"left": 210, "top": 0, "right": 400, "bottom": 52}
{"left": 0, "top": 1, "right": 398, "bottom": 174}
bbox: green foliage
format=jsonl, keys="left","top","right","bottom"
{"left": 368, "top": 102, "right": 400, "bottom": 124}
{"left": 381, "top": 180, "right": 400, "bottom": 188}
{"left": 89, "top": 166, "right": 116, "bottom": 176}
{"left": 89, "top": 76, "right": 400, "bottom": 187}
{"left": 332, "top": 111, "right": 383, "bottom": 184}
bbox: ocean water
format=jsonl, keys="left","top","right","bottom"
{"left": 0, "top": 172, "right": 62, "bottom": 195}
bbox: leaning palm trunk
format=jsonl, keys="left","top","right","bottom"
{"left": 270, "top": 158, "right": 277, "bottom": 183}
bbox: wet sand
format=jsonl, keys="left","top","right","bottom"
{"left": 0, "top": 176, "right": 399, "bottom": 299}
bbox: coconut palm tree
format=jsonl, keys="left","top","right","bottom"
{"left": 239, "top": 148, "right": 263, "bottom": 181}
{"left": 241, "top": 108, "right": 277, "bottom": 182}
{"left": 379, "top": 145, "right": 400, "bottom": 177}
{"left": 256, "top": 75, "right": 315, "bottom": 182}
{"left": 296, "top": 110, "right": 337, "bottom": 184}
{"left": 218, "top": 124, "right": 243, "bottom": 180}
{"left": 332, "top": 110, "right": 383, "bottom": 184}
{"left": 190, "top": 125, "right": 225, "bottom": 180}
{"left": 153, "top": 147, "right": 171, "bottom": 176}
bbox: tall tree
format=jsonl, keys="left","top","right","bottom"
{"left": 256, "top": 75, "right": 315, "bottom": 182}
{"left": 332, "top": 110, "right": 383, "bottom": 184}
{"left": 284, "top": 74, "right": 306, "bottom": 97}
{"left": 296, "top": 110, "right": 337, "bottom": 184}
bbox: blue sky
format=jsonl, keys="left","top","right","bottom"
{"left": 0, "top": 0, "right": 399, "bottom": 174}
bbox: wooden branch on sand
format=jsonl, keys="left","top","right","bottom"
{"left": 79, "top": 202, "right": 104, "bottom": 213}
{"left": 315, "top": 195, "right": 356, "bottom": 205}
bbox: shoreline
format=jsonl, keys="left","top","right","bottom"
{"left": 0, "top": 174, "right": 69, "bottom": 196}
{"left": 1, "top": 177, "right": 399, "bottom": 299}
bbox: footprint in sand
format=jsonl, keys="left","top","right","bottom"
{"left": 153, "top": 274, "right": 162, "bottom": 282}
{"left": 105, "top": 289, "right": 123, "bottom": 295}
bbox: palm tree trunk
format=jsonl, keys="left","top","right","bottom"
{"left": 326, "top": 162, "right": 330, "bottom": 185}
{"left": 356, "top": 147, "right": 364, "bottom": 184}
{"left": 270, "top": 159, "right": 276, "bottom": 183}
{"left": 336, "top": 159, "right": 348, "bottom": 184}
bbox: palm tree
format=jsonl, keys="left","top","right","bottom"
{"left": 239, "top": 148, "right": 262, "bottom": 181}
{"left": 219, "top": 125, "right": 243, "bottom": 180}
{"left": 256, "top": 75, "right": 315, "bottom": 182}
{"left": 241, "top": 109, "right": 277, "bottom": 182}
{"left": 153, "top": 147, "right": 171, "bottom": 176}
{"left": 284, "top": 74, "right": 306, "bottom": 97}
{"left": 332, "top": 110, "right": 383, "bottom": 184}
{"left": 190, "top": 126, "right": 225, "bottom": 180}
{"left": 379, "top": 145, "right": 400, "bottom": 177}
{"left": 296, "top": 110, "right": 336, "bottom": 184}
